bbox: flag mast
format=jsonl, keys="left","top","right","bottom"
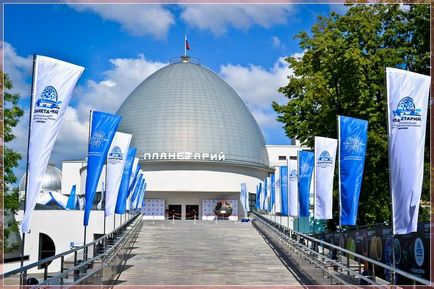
{"left": 184, "top": 34, "right": 187, "bottom": 57}
{"left": 20, "top": 54, "right": 37, "bottom": 271}
{"left": 83, "top": 109, "right": 93, "bottom": 260}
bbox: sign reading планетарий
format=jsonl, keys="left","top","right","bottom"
{"left": 143, "top": 152, "right": 226, "bottom": 161}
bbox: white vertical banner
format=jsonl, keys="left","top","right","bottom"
{"left": 314, "top": 136, "right": 337, "bottom": 220}
{"left": 288, "top": 159, "right": 299, "bottom": 217}
{"left": 387, "top": 68, "right": 430, "bottom": 235}
{"left": 274, "top": 166, "right": 282, "bottom": 213}
{"left": 105, "top": 132, "right": 132, "bottom": 217}
{"left": 266, "top": 176, "right": 271, "bottom": 211}
{"left": 22, "top": 55, "right": 84, "bottom": 233}
{"left": 240, "top": 183, "right": 248, "bottom": 218}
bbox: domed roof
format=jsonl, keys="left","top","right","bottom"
{"left": 19, "top": 164, "right": 62, "bottom": 192}
{"left": 117, "top": 57, "right": 269, "bottom": 168}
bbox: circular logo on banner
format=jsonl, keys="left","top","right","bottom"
{"left": 317, "top": 150, "right": 333, "bottom": 168}
{"left": 414, "top": 237, "right": 424, "bottom": 267}
{"left": 344, "top": 135, "right": 365, "bottom": 154}
{"left": 90, "top": 131, "right": 107, "bottom": 149}
{"left": 392, "top": 96, "right": 422, "bottom": 129}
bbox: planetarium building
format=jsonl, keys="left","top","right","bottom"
{"left": 60, "top": 56, "right": 300, "bottom": 220}
{"left": 9, "top": 56, "right": 302, "bottom": 272}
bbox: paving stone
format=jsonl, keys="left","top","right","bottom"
{"left": 117, "top": 220, "right": 303, "bottom": 285}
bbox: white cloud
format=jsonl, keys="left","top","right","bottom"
{"left": 1, "top": 42, "right": 33, "bottom": 98}
{"left": 53, "top": 54, "right": 166, "bottom": 163}
{"left": 5, "top": 42, "right": 166, "bottom": 182}
{"left": 219, "top": 57, "right": 292, "bottom": 129}
{"left": 74, "top": 54, "right": 166, "bottom": 122}
{"left": 68, "top": 3, "right": 175, "bottom": 39}
{"left": 180, "top": 4, "right": 295, "bottom": 36}
{"left": 272, "top": 36, "right": 283, "bottom": 49}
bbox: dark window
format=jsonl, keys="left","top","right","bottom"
{"left": 278, "top": 155, "right": 287, "bottom": 160}
{"left": 186, "top": 205, "right": 199, "bottom": 220}
{"left": 38, "top": 233, "right": 55, "bottom": 269}
{"left": 168, "top": 205, "right": 182, "bottom": 220}
{"left": 289, "top": 156, "right": 298, "bottom": 160}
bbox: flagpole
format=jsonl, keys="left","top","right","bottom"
{"left": 83, "top": 109, "right": 93, "bottom": 260}
{"left": 337, "top": 116, "right": 342, "bottom": 232}
{"left": 313, "top": 143, "right": 316, "bottom": 235}
{"left": 287, "top": 158, "right": 290, "bottom": 231}
{"left": 385, "top": 73, "right": 396, "bottom": 285}
{"left": 297, "top": 150, "right": 300, "bottom": 232}
{"left": 20, "top": 54, "right": 37, "bottom": 272}
{"left": 184, "top": 34, "right": 187, "bottom": 57}
{"left": 103, "top": 162, "right": 108, "bottom": 235}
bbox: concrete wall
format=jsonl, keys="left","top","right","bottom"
{"left": 61, "top": 161, "right": 86, "bottom": 195}
{"left": 145, "top": 191, "right": 242, "bottom": 219}
{"left": 5, "top": 210, "right": 127, "bottom": 274}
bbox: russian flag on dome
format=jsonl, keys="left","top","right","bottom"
{"left": 185, "top": 34, "right": 190, "bottom": 50}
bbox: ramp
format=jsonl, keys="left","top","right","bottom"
{"left": 116, "top": 220, "right": 303, "bottom": 285}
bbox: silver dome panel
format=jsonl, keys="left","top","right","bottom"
{"left": 117, "top": 59, "right": 269, "bottom": 168}
{"left": 19, "top": 164, "right": 62, "bottom": 192}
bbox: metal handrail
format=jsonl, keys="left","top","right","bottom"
{"left": 254, "top": 214, "right": 380, "bottom": 286}
{"left": 253, "top": 212, "right": 431, "bottom": 286}
{"left": 37, "top": 215, "right": 142, "bottom": 286}
{"left": 3, "top": 213, "right": 140, "bottom": 279}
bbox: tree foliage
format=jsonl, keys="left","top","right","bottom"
{"left": 273, "top": 4, "right": 430, "bottom": 226}
{"left": 2, "top": 72, "right": 24, "bottom": 252}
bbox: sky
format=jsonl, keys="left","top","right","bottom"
{"left": 3, "top": 3, "right": 348, "bottom": 184}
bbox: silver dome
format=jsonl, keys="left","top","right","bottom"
{"left": 117, "top": 57, "right": 269, "bottom": 168}
{"left": 19, "top": 164, "right": 62, "bottom": 192}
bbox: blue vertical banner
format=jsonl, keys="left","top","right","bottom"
{"left": 115, "top": 147, "right": 137, "bottom": 214}
{"left": 338, "top": 115, "right": 368, "bottom": 226}
{"left": 137, "top": 181, "right": 147, "bottom": 209}
{"left": 66, "top": 185, "right": 77, "bottom": 210}
{"left": 263, "top": 177, "right": 268, "bottom": 211}
{"left": 280, "top": 166, "right": 289, "bottom": 216}
{"left": 268, "top": 173, "right": 275, "bottom": 212}
{"left": 255, "top": 184, "right": 261, "bottom": 209}
{"left": 130, "top": 174, "right": 144, "bottom": 207}
{"left": 84, "top": 111, "right": 121, "bottom": 226}
{"left": 298, "top": 151, "right": 314, "bottom": 217}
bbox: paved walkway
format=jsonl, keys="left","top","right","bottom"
{"left": 116, "top": 219, "right": 302, "bottom": 285}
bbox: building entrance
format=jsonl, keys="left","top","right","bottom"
{"left": 186, "top": 205, "right": 199, "bottom": 220}
{"left": 168, "top": 205, "right": 182, "bottom": 220}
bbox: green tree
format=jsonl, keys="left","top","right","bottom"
{"left": 273, "top": 4, "right": 430, "bottom": 226}
{"left": 2, "top": 72, "right": 24, "bottom": 252}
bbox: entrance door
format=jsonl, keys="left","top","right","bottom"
{"left": 168, "top": 205, "right": 182, "bottom": 220}
{"left": 186, "top": 205, "right": 199, "bottom": 220}
{"left": 38, "top": 233, "right": 55, "bottom": 269}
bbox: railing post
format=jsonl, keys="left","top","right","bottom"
{"left": 20, "top": 270, "right": 27, "bottom": 286}
{"left": 60, "top": 256, "right": 64, "bottom": 285}
{"left": 43, "top": 265, "right": 48, "bottom": 281}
